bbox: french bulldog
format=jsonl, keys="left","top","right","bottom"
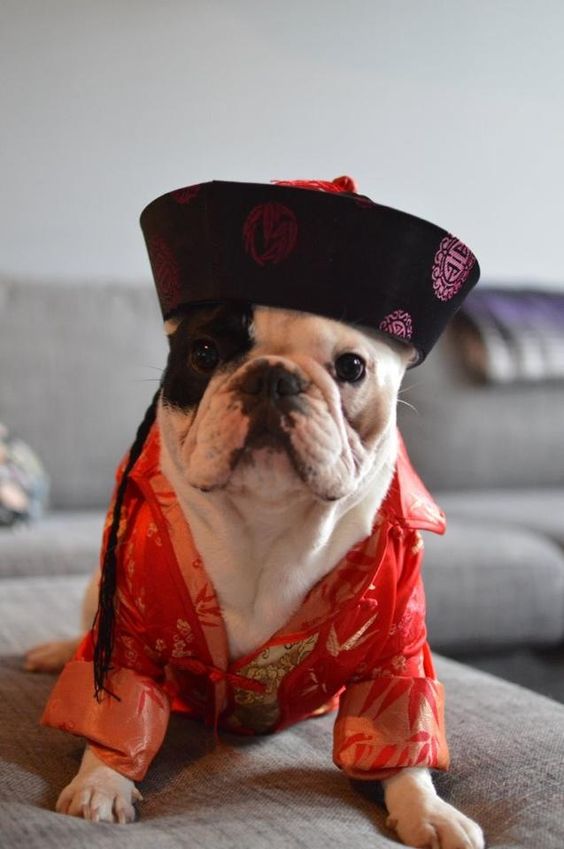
{"left": 27, "top": 302, "right": 484, "bottom": 849}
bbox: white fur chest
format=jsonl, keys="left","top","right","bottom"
{"left": 159, "top": 427, "right": 397, "bottom": 660}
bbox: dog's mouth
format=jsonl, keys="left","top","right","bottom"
{"left": 227, "top": 392, "right": 345, "bottom": 501}
{"left": 233, "top": 403, "right": 297, "bottom": 466}
{"left": 230, "top": 395, "right": 333, "bottom": 496}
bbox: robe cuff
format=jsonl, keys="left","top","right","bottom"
{"left": 41, "top": 660, "right": 170, "bottom": 781}
{"left": 333, "top": 676, "right": 449, "bottom": 780}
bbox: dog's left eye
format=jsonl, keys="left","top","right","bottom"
{"left": 334, "top": 353, "right": 366, "bottom": 383}
{"left": 190, "top": 338, "right": 220, "bottom": 373}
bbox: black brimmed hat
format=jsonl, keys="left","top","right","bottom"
{"left": 92, "top": 176, "right": 480, "bottom": 700}
{"left": 140, "top": 176, "right": 480, "bottom": 364}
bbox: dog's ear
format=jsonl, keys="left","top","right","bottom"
{"left": 402, "top": 345, "right": 418, "bottom": 369}
{"left": 374, "top": 332, "right": 418, "bottom": 371}
{"left": 164, "top": 316, "right": 182, "bottom": 337}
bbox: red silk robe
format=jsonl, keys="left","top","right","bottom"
{"left": 42, "top": 424, "right": 450, "bottom": 782}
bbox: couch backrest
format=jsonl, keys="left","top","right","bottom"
{"left": 2, "top": 278, "right": 563, "bottom": 508}
{"left": 0, "top": 279, "right": 167, "bottom": 509}
{"left": 398, "top": 329, "right": 564, "bottom": 491}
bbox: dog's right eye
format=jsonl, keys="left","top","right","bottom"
{"left": 334, "top": 352, "right": 366, "bottom": 383}
{"left": 190, "top": 338, "right": 220, "bottom": 373}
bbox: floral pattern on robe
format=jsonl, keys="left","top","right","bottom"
{"left": 42, "top": 424, "right": 449, "bottom": 782}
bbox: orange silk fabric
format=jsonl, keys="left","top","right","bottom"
{"left": 42, "top": 425, "right": 449, "bottom": 782}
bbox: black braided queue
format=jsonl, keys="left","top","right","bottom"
{"left": 93, "top": 388, "right": 161, "bottom": 700}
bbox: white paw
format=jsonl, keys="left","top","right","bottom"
{"left": 56, "top": 750, "right": 141, "bottom": 823}
{"left": 24, "top": 638, "right": 80, "bottom": 673}
{"left": 386, "top": 796, "right": 485, "bottom": 849}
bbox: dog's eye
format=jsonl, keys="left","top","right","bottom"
{"left": 335, "top": 353, "right": 366, "bottom": 383}
{"left": 190, "top": 338, "right": 220, "bottom": 373}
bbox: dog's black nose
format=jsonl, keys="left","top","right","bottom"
{"left": 240, "top": 363, "right": 304, "bottom": 400}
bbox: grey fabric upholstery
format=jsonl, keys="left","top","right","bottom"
{"left": 456, "top": 645, "right": 564, "bottom": 704}
{"left": 1, "top": 653, "right": 563, "bottom": 849}
{"left": 0, "top": 279, "right": 166, "bottom": 509}
{"left": 438, "top": 488, "right": 564, "bottom": 548}
{"left": 0, "top": 512, "right": 103, "bottom": 578}
{"left": 0, "top": 575, "right": 89, "bottom": 654}
{"left": 398, "top": 328, "right": 564, "bottom": 491}
{"left": 423, "top": 518, "right": 564, "bottom": 651}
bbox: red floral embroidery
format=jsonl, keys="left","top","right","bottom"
{"left": 148, "top": 236, "right": 180, "bottom": 311}
{"left": 137, "top": 682, "right": 168, "bottom": 713}
{"left": 194, "top": 585, "right": 222, "bottom": 627}
{"left": 334, "top": 676, "right": 448, "bottom": 776}
{"left": 172, "top": 185, "right": 201, "bottom": 204}
{"left": 243, "top": 203, "right": 298, "bottom": 266}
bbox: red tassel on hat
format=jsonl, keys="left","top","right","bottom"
{"left": 272, "top": 175, "right": 359, "bottom": 194}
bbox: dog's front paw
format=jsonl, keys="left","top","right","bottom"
{"left": 383, "top": 769, "right": 484, "bottom": 849}
{"left": 56, "top": 749, "right": 142, "bottom": 823}
{"left": 386, "top": 796, "right": 484, "bottom": 849}
{"left": 24, "top": 638, "right": 81, "bottom": 673}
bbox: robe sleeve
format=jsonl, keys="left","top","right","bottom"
{"left": 332, "top": 526, "right": 449, "bottom": 781}
{"left": 41, "top": 489, "right": 171, "bottom": 782}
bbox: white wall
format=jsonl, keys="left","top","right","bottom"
{"left": 1, "top": 0, "right": 563, "bottom": 286}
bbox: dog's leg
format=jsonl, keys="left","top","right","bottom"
{"left": 56, "top": 746, "right": 141, "bottom": 823}
{"left": 383, "top": 768, "right": 484, "bottom": 849}
{"left": 24, "top": 636, "right": 81, "bottom": 672}
{"left": 24, "top": 568, "right": 99, "bottom": 673}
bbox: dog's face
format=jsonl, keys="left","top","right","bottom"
{"left": 159, "top": 302, "right": 412, "bottom": 503}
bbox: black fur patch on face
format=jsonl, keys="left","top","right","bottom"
{"left": 162, "top": 302, "right": 254, "bottom": 409}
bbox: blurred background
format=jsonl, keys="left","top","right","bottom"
{"left": 1, "top": 2, "right": 564, "bottom": 703}
{"left": 1, "top": 0, "right": 563, "bottom": 285}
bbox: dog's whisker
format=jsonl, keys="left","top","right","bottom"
{"left": 397, "top": 398, "right": 419, "bottom": 414}
{"left": 398, "top": 381, "right": 421, "bottom": 395}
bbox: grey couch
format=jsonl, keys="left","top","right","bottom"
{"left": 399, "top": 328, "right": 564, "bottom": 695}
{"left": 1, "top": 278, "right": 564, "bottom": 848}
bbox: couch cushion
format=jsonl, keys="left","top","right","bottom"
{"left": 452, "top": 644, "right": 564, "bottom": 704}
{"left": 398, "top": 328, "right": 564, "bottom": 490}
{"left": 438, "top": 487, "right": 564, "bottom": 549}
{"left": 0, "top": 652, "right": 562, "bottom": 848}
{"left": 0, "top": 279, "right": 167, "bottom": 510}
{"left": 423, "top": 517, "right": 564, "bottom": 652}
{"left": 0, "top": 574, "right": 89, "bottom": 655}
{"left": 0, "top": 511, "right": 104, "bottom": 578}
